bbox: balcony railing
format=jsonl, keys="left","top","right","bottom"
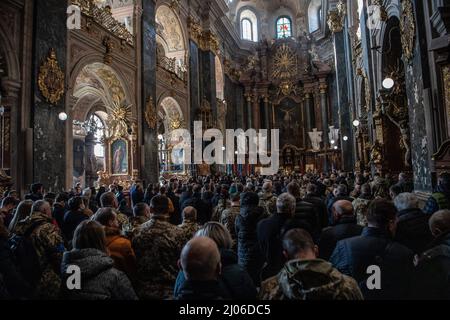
{"left": 157, "top": 56, "right": 187, "bottom": 82}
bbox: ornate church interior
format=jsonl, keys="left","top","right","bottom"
{"left": 1, "top": 0, "right": 450, "bottom": 302}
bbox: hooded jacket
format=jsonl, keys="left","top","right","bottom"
{"left": 61, "top": 248, "right": 137, "bottom": 300}
{"left": 259, "top": 259, "right": 363, "bottom": 300}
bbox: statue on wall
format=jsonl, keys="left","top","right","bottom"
{"left": 329, "top": 126, "right": 340, "bottom": 144}
{"left": 370, "top": 140, "right": 383, "bottom": 166}
{"left": 308, "top": 128, "right": 323, "bottom": 151}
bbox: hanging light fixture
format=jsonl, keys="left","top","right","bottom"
{"left": 343, "top": 136, "right": 349, "bottom": 141}
{"left": 353, "top": 119, "right": 360, "bottom": 127}
{"left": 58, "top": 112, "right": 68, "bottom": 121}
{"left": 382, "top": 77, "right": 395, "bottom": 89}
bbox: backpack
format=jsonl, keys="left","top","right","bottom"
{"left": 8, "top": 222, "right": 44, "bottom": 289}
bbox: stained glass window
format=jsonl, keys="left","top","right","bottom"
{"left": 276, "top": 16, "right": 292, "bottom": 39}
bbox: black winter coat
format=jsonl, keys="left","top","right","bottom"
{"left": 235, "top": 205, "right": 265, "bottom": 283}
{"left": 319, "top": 216, "right": 363, "bottom": 260}
{"left": 62, "top": 210, "right": 89, "bottom": 242}
{"left": 181, "top": 193, "right": 211, "bottom": 224}
{"left": 304, "top": 193, "right": 328, "bottom": 230}
{"left": 0, "top": 237, "right": 32, "bottom": 299}
{"left": 412, "top": 232, "right": 450, "bottom": 300}
{"left": 257, "top": 214, "right": 310, "bottom": 281}
{"left": 330, "top": 227, "right": 414, "bottom": 300}
{"left": 293, "top": 198, "right": 320, "bottom": 239}
{"left": 394, "top": 208, "right": 433, "bottom": 254}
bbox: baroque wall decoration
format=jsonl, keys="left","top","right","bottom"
{"left": 442, "top": 66, "right": 450, "bottom": 136}
{"left": 38, "top": 48, "right": 65, "bottom": 105}
{"left": 271, "top": 43, "right": 297, "bottom": 79}
{"left": 400, "top": 0, "right": 416, "bottom": 64}
{"left": 144, "top": 96, "right": 157, "bottom": 130}
{"left": 71, "top": 0, "right": 134, "bottom": 45}
{"left": 327, "top": 0, "right": 346, "bottom": 34}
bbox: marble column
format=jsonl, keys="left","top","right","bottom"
{"left": 304, "top": 92, "right": 315, "bottom": 131}
{"left": 263, "top": 96, "right": 270, "bottom": 130}
{"left": 319, "top": 81, "right": 330, "bottom": 171}
{"left": 1, "top": 80, "right": 21, "bottom": 192}
{"left": 199, "top": 50, "right": 217, "bottom": 120}
{"left": 332, "top": 30, "right": 354, "bottom": 171}
{"left": 141, "top": 0, "right": 158, "bottom": 184}
{"left": 32, "top": 0, "right": 67, "bottom": 191}
{"left": 252, "top": 95, "right": 260, "bottom": 130}
{"left": 246, "top": 94, "right": 253, "bottom": 129}
{"left": 189, "top": 40, "right": 200, "bottom": 131}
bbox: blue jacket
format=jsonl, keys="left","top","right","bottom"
{"left": 330, "top": 227, "right": 414, "bottom": 300}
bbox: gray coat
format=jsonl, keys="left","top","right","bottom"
{"left": 61, "top": 248, "right": 138, "bottom": 300}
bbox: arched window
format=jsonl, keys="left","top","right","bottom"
{"left": 241, "top": 18, "right": 253, "bottom": 41}
{"left": 88, "top": 113, "right": 105, "bottom": 158}
{"left": 308, "top": 0, "right": 322, "bottom": 33}
{"left": 240, "top": 9, "right": 258, "bottom": 42}
{"left": 276, "top": 16, "right": 292, "bottom": 39}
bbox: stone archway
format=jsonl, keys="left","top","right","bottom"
{"left": 70, "top": 62, "right": 137, "bottom": 188}
{"left": 157, "top": 96, "right": 185, "bottom": 173}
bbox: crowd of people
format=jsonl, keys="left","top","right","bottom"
{"left": 0, "top": 170, "right": 449, "bottom": 300}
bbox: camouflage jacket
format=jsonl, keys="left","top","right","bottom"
{"left": 132, "top": 215, "right": 184, "bottom": 299}
{"left": 352, "top": 198, "right": 371, "bottom": 227}
{"left": 211, "top": 199, "right": 230, "bottom": 222}
{"left": 220, "top": 205, "right": 240, "bottom": 243}
{"left": 259, "top": 259, "right": 363, "bottom": 300}
{"left": 125, "top": 216, "right": 150, "bottom": 240}
{"left": 14, "top": 211, "right": 65, "bottom": 300}
{"left": 258, "top": 192, "right": 277, "bottom": 217}
{"left": 178, "top": 221, "right": 200, "bottom": 245}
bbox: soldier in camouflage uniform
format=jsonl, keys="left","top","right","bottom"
{"left": 259, "top": 229, "right": 363, "bottom": 300}
{"left": 125, "top": 203, "right": 151, "bottom": 239}
{"left": 14, "top": 201, "right": 65, "bottom": 300}
{"left": 132, "top": 195, "right": 185, "bottom": 299}
{"left": 219, "top": 193, "right": 241, "bottom": 247}
{"left": 258, "top": 182, "right": 277, "bottom": 217}
{"left": 178, "top": 206, "right": 200, "bottom": 245}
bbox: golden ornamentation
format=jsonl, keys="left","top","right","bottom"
{"left": 277, "top": 80, "right": 299, "bottom": 97}
{"left": 188, "top": 17, "right": 202, "bottom": 45}
{"left": 370, "top": 140, "right": 383, "bottom": 165}
{"left": 443, "top": 66, "right": 450, "bottom": 135}
{"left": 38, "top": 49, "right": 65, "bottom": 105}
{"left": 144, "top": 96, "right": 157, "bottom": 130}
{"left": 71, "top": 0, "right": 134, "bottom": 45}
{"left": 271, "top": 44, "right": 297, "bottom": 80}
{"left": 105, "top": 100, "right": 133, "bottom": 140}
{"left": 103, "top": 36, "right": 115, "bottom": 65}
{"left": 200, "top": 31, "right": 220, "bottom": 55}
{"left": 400, "top": 0, "right": 415, "bottom": 63}
{"left": 169, "top": 113, "right": 183, "bottom": 130}
{"left": 327, "top": 1, "right": 346, "bottom": 33}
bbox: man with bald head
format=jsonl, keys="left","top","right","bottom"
{"left": 176, "top": 237, "right": 226, "bottom": 300}
{"left": 413, "top": 210, "right": 450, "bottom": 299}
{"left": 319, "top": 200, "right": 363, "bottom": 260}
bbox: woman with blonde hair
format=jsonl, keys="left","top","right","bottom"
{"left": 8, "top": 200, "right": 33, "bottom": 233}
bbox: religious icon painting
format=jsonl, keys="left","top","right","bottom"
{"left": 111, "top": 139, "right": 128, "bottom": 175}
